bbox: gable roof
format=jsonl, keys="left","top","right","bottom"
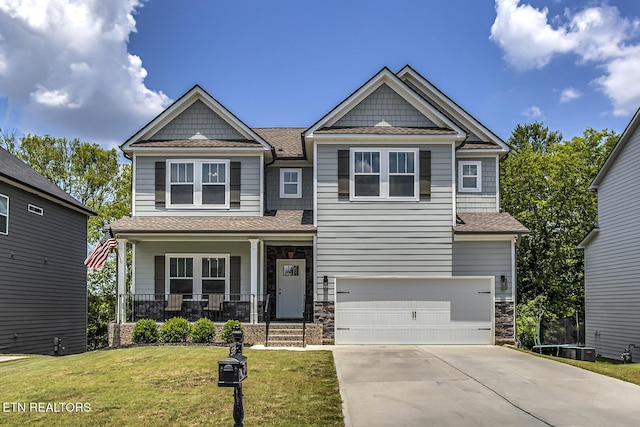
{"left": 304, "top": 67, "right": 467, "bottom": 139}
{"left": 590, "top": 107, "right": 640, "bottom": 189}
{"left": 253, "top": 128, "right": 306, "bottom": 159}
{"left": 120, "top": 85, "right": 273, "bottom": 159}
{"left": 397, "top": 65, "right": 509, "bottom": 154}
{"left": 0, "top": 147, "right": 93, "bottom": 215}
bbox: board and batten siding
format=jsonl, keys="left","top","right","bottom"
{"left": 0, "top": 182, "right": 88, "bottom": 355}
{"left": 456, "top": 157, "right": 498, "bottom": 213}
{"left": 452, "top": 240, "right": 513, "bottom": 301}
{"left": 134, "top": 241, "right": 252, "bottom": 296}
{"left": 265, "top": 166, "right": 313, "bottom": 211}
{"left": 134, "top": 155, "right": 261, "bottom": 216}
{"left": 315, "top": 143, "right": 453, "bottom": 301}
{"left": 584, "top": 126, "right": 640, "bottom": 360}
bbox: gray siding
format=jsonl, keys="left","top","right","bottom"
{"left": 453, "top": 240, "right": 513, "bottom": 301}
{"left": 0, "top": 182, "right": 87, "bottom": 355}
{"left": 584, "top": 126, "right": 640, "bottom": 359}
{"left": 134, "top": 241, "right": 252, "bottom": 295}
{"left": 134, "top": 155, "right": 261, "bottom": 216}
{"left": 456, "top": 157, "right": 498, "bottom": 213}
{"left": 265, "top": 166, "right": 313, "bottom": 210}
{"left": 315, "top": 143, "right": 454, "bottom": 301}
{"left": 334, "top": 84, "right": 436, "bottom": 128}
{"left": 151, "top": 100, "right": 245, "bottom": 140}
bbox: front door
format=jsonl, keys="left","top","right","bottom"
{"left": 276, "top": 259, "right": 305, "bottom": 319}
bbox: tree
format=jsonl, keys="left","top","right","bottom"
{"left": 1, "top": 130, "right": 131, "bottom": 349}
{"left": 501, "top": 123, "right": 618, "bottom": 316}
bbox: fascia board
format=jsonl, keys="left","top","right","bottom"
{"left": 311, "top": 134, "right": 460, "bottom": 144}
{"left": 128, "top": 147, "right": 269, "bottom": 156}
{"left": 115, "top": 232, "right": 316, "bottom": 242}
{"left": 397, "top": 65, "right": 510, "bottom": 152}
{"left": 456, "top": 148, "right": 508, "bottom": 156}
{"left": 304, "top": 67, "right": 466, "bottom": 139}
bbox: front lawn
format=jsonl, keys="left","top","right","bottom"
{"left": 531, "top": 352, "right": 640, "bottom": 386}
{"left": 0, "top": 346, "right": 343, "bottom": 426}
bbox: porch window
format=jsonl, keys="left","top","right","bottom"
{"left": 458, "top": 161, "right": 482, "bottom": 192}
{"left": 167, "top": 159, "right": 229, "bottom": 208}
{"left": 0, "top": 194, "right": 7, "bottom": 234}
{"left": 169, "top": 257, "right": 193, "bottom": 297}
{"left": 280, "top": 168, "right": 302, "bottom": 198}
{"left": 166, "top": 254, "right": 229, "bottom": 297}
{"left": 202, "top": 257, "right": 226, "bottom": 294}
{"left": 350, "top": 148, "right": 419, "bottom": 200}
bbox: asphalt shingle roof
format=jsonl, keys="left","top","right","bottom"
{"left": 253, "top": 128, "right": 305, "bottom": 158}
{"left": 454, "top": 213, "right": 529, "bottom": 234}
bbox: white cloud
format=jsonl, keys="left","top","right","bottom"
{"left": 560, "top": 87, "right": 581, "bottom": 103}
{"left": 0, "top": 0, "right": 171, "bottom": 146}
{"left": 490, "top": 0, "right": 640, "bottom": 117}
{"left": 522, "top": 106, "right": 544, "bottom": 121}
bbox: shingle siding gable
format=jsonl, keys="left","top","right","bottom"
{"left": 151, "top": 100, "right": 245, "bottom": 140}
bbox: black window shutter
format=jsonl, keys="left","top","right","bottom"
{"left": 338, "top": 150, "right": 349, "bottom": 200}
{"left": 155, "top": 162, "right": 166, "bottom": 208}
{"left": 230, "top": 256, "right": 241, "bottom": 300}
{"left": 230, "top": 162, "right": 241, "bottom": 208}
{"left": 420, "top": 151, "right": 431, "bottom": 200}
{"left": 154, "top": 256, "right": 165, "bottom": 300}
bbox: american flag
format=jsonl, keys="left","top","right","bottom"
{"left": 84, "top": 235, "right": 117, "bottom": 269}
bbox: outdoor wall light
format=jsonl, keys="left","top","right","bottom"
{"left": 500, "top": 275, "right": 508, "bottom": 291}
{"left": 323, "top": 275, "right": 328, "bottom": 290}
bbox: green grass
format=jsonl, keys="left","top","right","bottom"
{"left": 0, "top": 346, "right": 344, "bottom": 426}
{"left": 528, "top": 351, "right": 640, "bottom": 386}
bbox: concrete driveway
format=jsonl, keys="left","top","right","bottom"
{"left": 333, "top": 345, "right": 640, "bottom": 427}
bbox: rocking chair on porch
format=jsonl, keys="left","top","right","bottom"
{"left": 165, "top": 294, "right": 183, "bottom": 319}
{"left": 204, "top": 294, "right": 224, "bottom": 321}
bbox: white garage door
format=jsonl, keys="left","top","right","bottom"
{"left": 335, "top": 277, "right": 494, "bottom": 344}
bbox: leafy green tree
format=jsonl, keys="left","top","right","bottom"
{"left": 502, "top": 123, "right": 618, "bottom": 316}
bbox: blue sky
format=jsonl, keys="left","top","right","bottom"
{"left": 1, "top": 0, "right": 640, "bottom": 152}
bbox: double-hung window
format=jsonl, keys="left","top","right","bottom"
{"left": 350, "top": 148, "right": 419, "bottom": 200}
{"left": 167, "top": 254, "right": 229, "bottom": 298}
{"left": 458, "top": 161, "right": 482, "bottom": 192}
{"left": 280, "top": 168, "right": 302, "bottom": 198}
{"left": 0, "top": 194, "right": 8, "bottom": 235}
{"left": 167, "top": 160, "right": 229, "bottom": 208}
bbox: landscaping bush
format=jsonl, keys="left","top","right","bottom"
{"left": 220, "top": 319, "right": 246, "bottom": 343}
{"left": 159, "top": 317, "right": 192, "bottom": 343}
{"left": 132, "top": 319, "right": 159, "bottom": 344}
{"left": 191, "top": 318, "right": 216, "bottom": 343}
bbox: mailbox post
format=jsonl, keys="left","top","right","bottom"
{"left": 218, "top": 325, "right": 247, "bottom": 427}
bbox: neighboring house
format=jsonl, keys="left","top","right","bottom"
{"left": 110, "top": 65, "right": 528, "bottom": 345}
{"left": 0, "top": 147, "right": 94, "bottom": 355}
{"left": 578, "top": 108, "right": 640, "bottom": 360}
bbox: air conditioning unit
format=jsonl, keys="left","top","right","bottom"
{"left": 576, "top": 347, "right": 596, "bottom": 362}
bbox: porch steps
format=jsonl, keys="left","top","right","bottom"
{"left": 266, "top": 324, "right": 305, "bottom": 347}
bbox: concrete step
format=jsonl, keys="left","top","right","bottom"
{"left": 266, "top": 340, "right": 304, "bottom": 347}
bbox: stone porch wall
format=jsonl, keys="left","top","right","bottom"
{"left": 314, "top": 302, "right": 335, "bottom": 345}
{"left": 495, "top": 301, "right": 515, "bottom": 345}
{"left": 108, "top": 322, "right": 323, "bottom": 348}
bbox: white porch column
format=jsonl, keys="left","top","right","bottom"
{"left": 249, "top": 239, "right": 260, "bottom": 324}
{"left": 116, "top": 238, "right": 127, "bottom": 323}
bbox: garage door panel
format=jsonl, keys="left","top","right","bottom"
{"left": 335, "top": 277, "right": 493, "bottom": 345}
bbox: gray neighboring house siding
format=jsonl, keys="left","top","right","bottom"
{"left": 0, "top": 155, "right": 90, "bottom": 355}
{"left": 456, "top": 157, "right": 498, "bottom": 213}
{"left": 316, "top": 143, "right": 453, "bottom": 300}
{"left": 265, "top": 166, "right": 313, "bottom": 211}
{"left": 582, "top": 114, "right": 640, "bottom": 360}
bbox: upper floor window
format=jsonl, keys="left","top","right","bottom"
{"left": 167, "top": 160, "right": 229, "bottom": 208}
{"left": 458, "top": 161, "right": 482, "bottom": 192}
{"left": 350, "top": 148, "right": 419, "bottom": 201}
{"left": 280, "top": 168, "right": 302, "bottom": 198}
{"left": 0, "top": 194, "right": 8, "bottom": 235}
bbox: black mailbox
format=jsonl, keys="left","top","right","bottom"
{"left": 218, "top": 353, "right": 247, "bottom": 387}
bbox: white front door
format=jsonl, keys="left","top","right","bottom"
{"left": 276, "top": 259, "right": 305, "bottom": 319}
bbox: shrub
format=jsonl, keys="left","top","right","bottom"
{"left": 191, "top": 318, "right": 216, "bottom": 343}
{"left": 159, "top": 317, "right": 192, "bottom": 343}
{"left": 220, "top": 319, "right": 246, "bottom": 343}
{"left": 132, "top": 319, "right": 159, "bottom": 344}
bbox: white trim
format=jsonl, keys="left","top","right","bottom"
{"left": 349, "top": 147, "right": 420, "bottom": 201}
{"left": 116, "top": 239, "right": 127, "bottom": 323}
{"left": 166, "top": 159, "right": 230, "bottom": 209}
{"left": 451, "top": 144, "right": 456, "bottom": 226}
{"left": 0, "top": 193, "right": 8, "bottom": 235}
{"left": 511, "top": 238, "right": 517, "bottom": 302}
{"left": 280, "top": 168, "right": 302, "bottom": 198}
{"left": 165, "top": 253, "right": 230, "bottom": 297}
{"left": 249, "top": 239, "right": 260, "bottom": 323}
{"left": 458, "top": 160, "right": 482, "bottom": 193}
{"left": 495, "top": 155, "right": 500, "bottom": 212}
{"left": 313, "top": 142, "right": 318, "bottom": 227}
{"left": 132, "top": 154, "right": 137, "bottom": 216}
{"left": 114, "top": 233, "right": 315, "bottom": 242}
{"left": 27, "top": 204, "right": 43, "bottom": 216}
{"left": 310, "top": 134, "right": 460, "bottom": 143}
{"left": 259, "top": 152, "right": 264, "bottom": 216}
{"left": 131, "top": 242, "right": 136, "bottom": 295}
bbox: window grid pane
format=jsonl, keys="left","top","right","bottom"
{"left": 202, "top": 163, "right": 226, "bottom": 184}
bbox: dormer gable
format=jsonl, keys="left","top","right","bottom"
{"left": 121, "top": 85, "right": 273, "bottom": 160}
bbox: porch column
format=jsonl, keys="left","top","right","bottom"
{"left": 249, "top": 239, "right": 260, "bottom": 324}
{"left": 116, "top": 238, "right": 127, "bottom": 323}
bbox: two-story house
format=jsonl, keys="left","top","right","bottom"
{"left": 1, "top": 147, "right": 94, "bottom": 355}
{"left": 110, "top": 66, "right": 528, "bottom": 345}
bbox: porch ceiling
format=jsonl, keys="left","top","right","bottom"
{"left": 110, "top": 210, "right": 315, "bottom": 235}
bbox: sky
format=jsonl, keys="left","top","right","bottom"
{"left": 1, "top": 0, "right": 640, "bottom": 154}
